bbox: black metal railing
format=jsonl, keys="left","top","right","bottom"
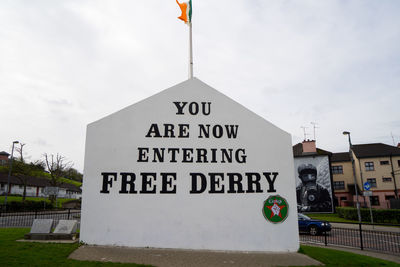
{"left": 2, "top": 209, "right": 398, "bottom": 255}
{"left": 0, "top": 209, "right": 81, "bottom": 229}
{"left": 300, "top": 222, "right": 400, "bottom": 254}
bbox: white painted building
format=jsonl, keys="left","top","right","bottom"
{"left": 82, "top": 78, "right": 299, "bottom": 252}
{"left": 0, "top": 173, "right": 81, "bottom": 199}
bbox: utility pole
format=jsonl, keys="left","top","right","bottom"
{"left": 4, "top": 141, "right": 19, "bottom": 211}
{"left": 390, "top": 154, "right": 399, "bottom": 199}
{"left": 391, "top": 132, "right": 396, "bottom": 146}
{"left": 343, "top": 131, "right": 362, "bottom": 223}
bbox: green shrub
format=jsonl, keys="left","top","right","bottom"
{"left": 61, "top": 199, "right": 81, "bottom": 209}
{"left": 336, "top": 207, "right": 400, "bottom": 224}
{"left": 6, "top": 200, "right": 54, "bottom": 212}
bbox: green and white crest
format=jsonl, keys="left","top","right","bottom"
{"left": 262, "top": 195, "right": 289, "bottom": 224}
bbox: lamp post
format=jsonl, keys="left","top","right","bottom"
{"left": 4, "top": 141, "right": 19, "bottom": 211}
{"left": 343, "top": 131, "right": 361, "bottom": 223}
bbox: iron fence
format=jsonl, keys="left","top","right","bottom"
{"left": 0, "top": 209, "right": 81, "bottom": 229}
{"left": 300, "top": 222, "right": 400, "bottom": 254}
{"left": 1, "top": 210, "right": 399, "bottom": 255}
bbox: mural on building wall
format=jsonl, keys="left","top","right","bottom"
{"left": 294, "top": 156, "right": 333, "bottom": 213}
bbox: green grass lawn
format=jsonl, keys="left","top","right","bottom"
{"left": 299, "top": 245, "right": 398, "bottom": 266}
{"left": 0, "top": 228, "right": 151, "bottom": 266}
{"left": 59, "top": 178, "right": 82, "bottom": 187}
{"left": 306, "top": 213, "right": 400, "bottom": 226}
{"left": 305, "top": 213, "right": 359, "bottom": 223}
{"left": 0, "top": 228, "right": 397, "bottom": 266}
{"left": 0, "top": 196, "right": 76, "bottom": 209}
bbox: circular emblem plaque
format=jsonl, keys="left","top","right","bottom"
{"left": 262, "top": 195, "right": 289, "bottom": 224}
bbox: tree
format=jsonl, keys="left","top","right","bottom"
{"left": 14, "top": 143, "right": 26, "bottom": 162}
{"left": 62, "top": 167, "right": 83, "bottom": 182}
{"left": 43, "top": 153, "right": 72, "bottom": 204}
{"left": 12, "top": 160, "right": 46, "bottom": 201}
{"left": 30, "top": 160, "right": 46, "bottom": 172}
{"left": 11, "top": 143, "right": 47, "bottom": 201}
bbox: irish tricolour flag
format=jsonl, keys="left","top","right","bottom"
{"left": 176, "top": 0, "right": 192, "bottom": 24}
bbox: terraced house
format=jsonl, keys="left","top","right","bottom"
{"left": 332, "top": 143, "right": 400, "bottom": 209}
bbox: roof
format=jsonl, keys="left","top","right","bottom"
{"left": 0, "top": 151, "right": 10, "bottom": 156}
{"left": 352, "top": 143, "right": 400, "bottom": 158}
{"left": 331, "top": 152, "right": 351, "bottom": 162}
{"left": 0, "top": 173, "right": 81, "bottom": 192}
{"left": 292, "top": 143, "right": 332, "bottom": 157}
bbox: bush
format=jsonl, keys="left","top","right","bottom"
{"left": 61, "top": 199, "right": 81, "bottom": 209}
{"left": 6, "top": 200, "right": 54, "bottom": 212}
{"left": 336, "top": 207, "right": 400, "bottom": 224}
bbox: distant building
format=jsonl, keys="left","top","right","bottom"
{"left": 0, "top": 173, "right": 81, "bottom": 199}
{"left": 332, "top": 143, "right": 400, "bottom": 209}
{"left": 330, "top": 152, "right": 354, "bottom": 207}
{"left": 0, "top": 151, "right": 9, "bottom": 165}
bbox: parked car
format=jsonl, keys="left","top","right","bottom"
{"left": 298, "top": 213, "right": 331, "bottom": 236}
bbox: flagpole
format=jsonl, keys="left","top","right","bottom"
{"left": 177, "top": 0, "right": 193, "bottom": 79}
{"left": 189, "top": 21, "right": 193, "bottom": 79}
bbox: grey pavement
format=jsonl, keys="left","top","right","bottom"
{"left": 69, "top": 245, "right": 322, "bottom": 267}
{"left": 331, "top": 222, "right": 400, "bottom": 232}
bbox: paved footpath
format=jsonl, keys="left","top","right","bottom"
{"left": 69, "top": 246, "right": 322, "bottom": 267}
{"left": 331, "top": 222, "right": 400, "bottom": 232}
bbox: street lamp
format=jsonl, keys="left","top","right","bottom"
{"left": 343, "top": 131, "right": 362, "bottom": 223}
{"left": 4, "top": 141, "right": 19, "bottom": 211}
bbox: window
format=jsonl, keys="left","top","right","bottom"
{"left": 370, "top": 196, "right": 380, "bottom": 206}
{"left": 331, "top": 165, "right": 343, "bottom": 174}
{"left": 333, "top": 181, "right": 345, "bottom": 190}
{"left": 380, "top": 160, "right": 389, "bottom": 165}
{"left": 382, "top": 177, "right": 392, "bottom": 182}
{"left": 385, "top": 195, "right": 395, "bottom": 200}
{"left": 365, "top": 162, "right": 374, "bottom": 171}
{"left": 398, "top": 160, "right": 400, "bottom": 167}
{"left": 340, "top": 197, "right": 347, "bottom": 201}
{"left": 367, "top": 178, "right": 377, "bottom": 187}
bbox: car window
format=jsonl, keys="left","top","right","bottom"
{"left": 298, "top": 214, "right": 311, "bottom": 220}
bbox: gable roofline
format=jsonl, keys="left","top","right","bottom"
{"left": 88, "top": 78, "right": 291, "bottom": 137}
{"left": 331, "top": 152, "right": 351, "bottom": 162}
{"left": 352, "top": 143, "right": 400, "bottom": 158}
{"left": 292, "top": 143, "right": 332, "bottom": 157}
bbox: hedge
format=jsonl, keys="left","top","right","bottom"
{"left": 336, "top": 207, "right": 400, "bottom": 224}
{"left": 5, "top": 200, "right": 54, "bottom": 212}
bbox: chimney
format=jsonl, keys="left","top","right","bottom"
{"left": 397, "top": 143, "right": 400, "bottom": 149}
{"left": 302, "top": 139, "right": 317, "bottom": 153}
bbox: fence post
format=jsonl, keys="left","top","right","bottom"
{"left": 324, "top": 228, "right": 328, "bottom": 246}
{"left": 68, "top": 208, "right": 71, "bottom": 220}
{"left": 35, "top": 210, "right": 38, "bottom": 219}
{"left": 359, "top": 223, "right": 363, "bottom": 250}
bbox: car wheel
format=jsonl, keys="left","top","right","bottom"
{"left": 309, "top": 225, "right": 319, "bottom": 236}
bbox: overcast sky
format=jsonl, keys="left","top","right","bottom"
{"left": 1, "top": 0, "right": 399, "bottom": 172}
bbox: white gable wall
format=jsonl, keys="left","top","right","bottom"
{"left": 81, "top": 78, "right": 299, "bottom": 252}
